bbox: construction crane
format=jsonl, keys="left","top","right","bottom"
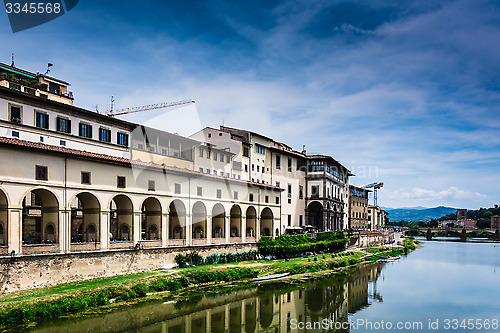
{"left": 106, "top": 99, "right": 195, "bottom": 117}
{"left": 361, "top": 182, "right": 384, "bottom": 207}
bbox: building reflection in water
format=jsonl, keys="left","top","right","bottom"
{"left": 31, "top": 264, "right": 384, "bottom": 333}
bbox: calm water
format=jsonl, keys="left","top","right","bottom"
{"left": 30, "top": 239, "right": 500, "bottom": 332}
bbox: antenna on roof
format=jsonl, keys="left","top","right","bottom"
{"left": 44, "top": 63, "right": 53, "bottom": 75}
{"left": 11, "top": 53, "right": 15, "bottom": 67}
{"left": 110, "top": 96, "right": 115, "bottom": 113}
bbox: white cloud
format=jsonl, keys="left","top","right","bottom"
{"left": 388, "top": 187, "right": 487, "bottom": 201}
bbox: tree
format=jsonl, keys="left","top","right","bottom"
{"left": 476, "top": 218, "right": 491, "bottom": 229}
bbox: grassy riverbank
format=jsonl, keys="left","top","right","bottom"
{"left": 0, "top": 238, "right": 419, "bottom": 330}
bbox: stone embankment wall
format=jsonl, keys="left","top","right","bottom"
{"left": 0, "top": 243, "right": 256, "bottom": 293}
{"left": 354, "top": 231, "right": 394, "bottom": 247}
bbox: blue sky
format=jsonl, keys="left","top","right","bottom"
{"left": 1, "top": 0, "right": 499, "bottom": 209}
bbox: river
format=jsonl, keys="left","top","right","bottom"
{"left": 29, "top": 238, "right": 500, "bottom": 332}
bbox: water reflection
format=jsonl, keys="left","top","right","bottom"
{"left": 29, "top": 264, "right": 384, "bottom": 333}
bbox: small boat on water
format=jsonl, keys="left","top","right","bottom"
{"left": 253, "top": 273, "right": 290, "bottom": 283}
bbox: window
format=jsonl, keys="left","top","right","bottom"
{"left": 81, "top": 171, "right": 91, "bottom": 185}
{"left": 276, "top": 181, "right": 280, "bottom": 188}
{"left": 213, "top": 152, "right": 217, "bottom": 160}
{"left": 60, "top": 140, "right": 66, "bottom": 146}
{"left": 265, "top": 195, "right": 269, "bottom": 203}
{"left": 10, "top": 105, "right": 22, "bottom": 123}
{"left": 208, "top": 133, "right": 212, "bottom": 138}
{"left": 197, "top": 186, "right": 202, "bottom": 196}
{"left": 220, "top": 154, "right": 224, "bottom": 162}
{"left": 276, "top": 197, "right": 280, "bottom": 204}
{"left": 117, "top": 132, "right": 129, "bottom": 146}
{"left": 311, "top": 185, "right": 319, "bottom": 197}
{"left": 56, "top": 117, "right": 71, "bottom": 133}
{"left": 288, "top": 158, "right": 292, "bottom": 172}
{"left": 297, "top": 159, "right": 305, "bottom": 171}
{"left": 234, "top": 191, "right": 238, "bottom": 200}
{"left": 79, "top": 123, "right": 92, "bottom": 138}
{"left": 35, "top": 165, "right": 48, "bottom": 181}
{"left": 99, "top": 128, "right": 111, "bottom": 142}
{"left": 276, "top": 155, "right": 281, "bottom": 169}
{"left": 12, "top": 131, "right": 19, "bottom": 138}
{"left": 243, "top": 147, "right": 249, "bottom": 157}
{"left": 199, "top": 149, "right": 204, "bottom": 157}
{"left": 252, "top": 164, "right": 254, "bottom": 171}
{"left": 299, "top": 185, "right": 304, "bottom": 199}
{"left": 220, "top": 171, "right": 224, "bottom": 176}
{"left": 245, "top": 164, "right": 248, "bottom": 172}
{"left": 9, "top": 82, "right": 20, "bottom": 90}
{"left": 217, "top": 189, "right": 222, "bottom": 199}
{"left": 249, "top": 193, "right": 254, "bottom": 202}
{"left": 213, "top": 170, "right": 217, "bottom": 175}
{"left": 206, "top": 169, "right": 211, "bottom": 174}
{"left": 174, "top": 183, "right": 181, "bottom": 194}
{"left": 25, "top": 87, "right": 35, "bottom": 95}
{"left": 35, "top": 112, "right": 49, "bottom": 129}
{"left": 288, "top": 215, "right": 291, "bottom": 227}
{"left": 299, "top": 215, "right": 303, "bottom": 226}
{"left": 255, "top": 144, "right": 265, "bottom": 154}
{"left": 287, "top": 184, "right": 292, "bottom": 198}
{"left": 206, "top": 150, "right": 211, "bottom": 159}
{"left": 257, "top": 165, "right": 260, "bottom": 172}
{"left": 226, "top": 155, "right": 230, "bottom": 163}
{"left": 117, "top": 176, "right": 126, "bottom": 188}
{"left": 226, "top": 173, "right": 230, "bottom": 177}
{"left": 199, "top": 167, "right": 203, "bottom": 173}
{"left": 148, "top": 180, "right": 155, "bottom": 191}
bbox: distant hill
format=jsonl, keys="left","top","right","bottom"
{"left": 386, "top": 206, "right": 456, "bottom": 222}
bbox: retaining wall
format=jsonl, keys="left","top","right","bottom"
{"left": 0, "top": 243, "right": 257, "bottom": 293}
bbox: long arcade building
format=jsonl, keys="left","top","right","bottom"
{"left": 0, "top": 61, "right": 352, "bottom": 256}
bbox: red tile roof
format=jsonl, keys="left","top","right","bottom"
{"left": 0, "top": 136, "right": 282, "bottom": 191}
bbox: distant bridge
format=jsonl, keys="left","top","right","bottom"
{"left": 403, "top": 228, "right": 500, "bottom": 241}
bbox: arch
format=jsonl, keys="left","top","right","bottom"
{"left": 245, "top": 301, "right": 257, "bottom": 333}
{"left": 192, "top": 201, "right": 207, "bottom": 239}
{"left": 259, "top": 297, "right": 273, "bottom": 328}
{"left": 211, "top": 203, "right": 225, "bottom": 239}
{"left": 70, "top": 192, "right": 100, "bottom": 243}
{"left": 230, "top": 204, "right": 242, "bottom": 238}
{"left": 0, "top": 189, "right": 8, "bottom": 246}
{"left": 307, "top": 201, "right": 323, "bottom": 230}
{"left": 169, "top": 200, "right": 186, "bottom": 240}
{"left": 246, "top": 206, "right": 257, "bottom": 238}
{"left": 260, "top": 207, "right": 273, "bottom": 237}
{"left": 230, "top": 306, "right": 242, "bottom": 333}
{"left": 141, "top": 197, "right": 162, "bottom": 240}
{"left": 22, "top": 189, "right": 59, "bottom": 245}
{"left": 211, "top": 310, "right": 225, "bottom": 333}
{"left": 109, "top": 194, "right": 133, "bottom": 242}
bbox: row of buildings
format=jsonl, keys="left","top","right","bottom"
{"left": 0, "top": 61, "right": 385, "bottom": 255}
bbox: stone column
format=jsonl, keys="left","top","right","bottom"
{"left": 8, "top": 208, "right": 21, "bottom": 254}
{"left": 162, "top": 213, "right": 168, "bottom": 247}
{"left": 133, "top": 212, "right": 141, "bottom": 244}
{"left": 186, "top": 213, "right": 192, "bottom": 246}
{"left": 225, "top": 215, "right": 230, "bottom": 243}
{"left": 100, "top": 211, "right": 109, "bottom": 249}
{"left": 207, "top": 215, "right": 212, "bottom": 244}
{"left": 256, "top": 216, "right": 261, "bottom": 241}
{"left": 60, "top": 208, "right": 70, "bottom": 253}
{"left": 241, "top": 214, "right": 246, "bottom": 243}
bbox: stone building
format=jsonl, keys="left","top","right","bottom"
{"left": 348, "top": 185, "right": 370, "bottom": 230}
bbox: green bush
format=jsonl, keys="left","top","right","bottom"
{"left": 132, "top": 283, "right": 149, "bottom": 297}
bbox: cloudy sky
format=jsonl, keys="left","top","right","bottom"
{"left": 2, "top": 0, "right": 499, "bottom": 209}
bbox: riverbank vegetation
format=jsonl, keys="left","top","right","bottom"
{"left": 0, "top": 233, "right": 416, "bottom": 330}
